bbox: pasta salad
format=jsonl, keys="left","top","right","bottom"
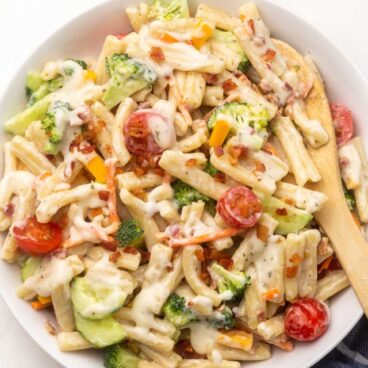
{"left": 1, "top": 1, "right": 365, "bottom": 367}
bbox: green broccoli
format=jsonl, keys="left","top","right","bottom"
{"left": 102, "top": 53, "right": 157, "bottom": 110}
{"left": 207, "top": 102, "right": 269, "bottom": 150}
{"left": 41, "top": 101, "right": 72, "bottom": 154}
{"left": 115, "top": 219, "right": 145, "bottom": 248}
{"left": 343, "top": 184, "right": 356, "bottom": 210}
{"left": 63, "top": 59, "right": 88, "bottom": 76}
{"left": 209, "top": 262, "right": 251, "bottom": 301}
{"left": 162, "top": 294, "right": 196, "bottom": 328}
{"left": 204, "top": 162, "right": 219, "bottom": 177}
{"left": 67, "top": 59, "right": 88, "bottom": 70}
{"left": 172, "top": 179, "right": 215, "bottom": 209}
{"left": 148, "top": 0, "right": 189, "bottom": 21}
{"left": 208, "top": 306, "right": 236, "bottom": 330}
{"left": 103, "top": 345, "right": 140, "bottom": 368}
{"left": 211, "top": 29, "right": 250, "bottom": 72}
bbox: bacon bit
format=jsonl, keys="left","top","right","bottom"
{"left": 318, "top": 255, "right": 333, "bottom": 274}
{"left": 284, "top": 82, "right": 293, "bottom": 91}
{"left": 154, "top": 167, "right": 165, "bottom": 176}
{"left": 200, "top": 270, "right": 211, "bottom": 285}
{"left": 150, "top": 47, "right": 165, "bottom": 62}
{"left": 256, "top": 223, "right": 269, "bottom": 242}
{"left": 89, "top": 207, "right": 103, "bottom": 218}
{"left": 262, "top": 48, "right": 276, "bottom": 62}
{"left": 195, "top": 248, "right": 206, "bottom": 262}
{"left": 262, "top": 288, "right": 280, "bottom": 301}
{"left": 209, "top": 249, "right": 230, "bottom": 261}
{"left": 133, "top": 166, "right": 146, "bottom": 177}
{"left": 170, "top": 227, "right": 240, "bottom": 248}
{"left": 219, "top": 258, "right": 234, "bottom": 270}
{"left": 203, "top": 73, "right": 218, "bottom": 85}
{"left": 109, "top": 251, "right": 120, "bottom": 263}
{"left": 123, "top": 247, "right": 139, "bottom": 255}
{"left": 102, "top": 239, "right": 118, "bottom": 252}
{"left": 78, "top": 142, "right": 95, "bottom": 154}
{"left": 275, "top": 207, "right": 287, "bottom": 216}
{"left": 3, "top": 203, "right": 14, "bottom": 217}
{"left": 248, "top": 19, "right": 255, "bottom": 34}
{"left": 131, "top": 188, "right": 147, "bottom": 201}
{"left": 229, "top": 145, "right": 248, "bottom": 165}
{"left": 285, "top": 198, "right": 295, "bottom": 206}
{"left": 263, "top": 142, "right": 280, "bottom": 157}
{"left": 214, "top": 146, "right": 224, "bottom": 157}
{"left": 214, "top": 172, "right": 226, "bottom": 183}
{"left": 254, "top": 160, "right": 266, "bottom": 173}
{"left": 289, "top": 253, "right": 303, "bottom": 265}
{"left": 138, "top": 249, "right": 151, "bottom": 264}
{"left": 222, "top": 79, "right": 237, "bottom": 93}
{"left": 286, "top": 266, "right": 298, "bottom": 278}
{"left": 174, "top": 340, "right": 206, "bottom": 359}
{"left": 44, "top": 320, "right": 57, "bottom": 336}
{"left": 186, "top": 158, "right": 198, "bottom": 167}
{"left": 115, "top": 166, "right": 124, "bottom": 175}
{"left": 98, "top": 190, "right": 110, "bottom": 201}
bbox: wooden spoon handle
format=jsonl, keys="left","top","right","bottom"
{"left": 316, "top": 198, "right": 368, "bottom": 316}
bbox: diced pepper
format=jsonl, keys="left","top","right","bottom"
{"left": 262, "top": 288, "right": 280, "bottom": 301}
{"left": 216, "top": 330, "right": 254, "bottom": 351}
{"left": 31, "top": 295, "right": 52, "bottom": 310}
{"left": 209, "top": 120, "right": 231, "bottom": 147}
{"left": 192, "top": 20, "right": 214, "bottom": 49}
{"left": 84, "top": 70, "right": 97, "bottom": 82}
{"left": 84, "top": 154, "right": 107, "bottom": 183}
{"left": 160, "top": 32, "right": 179, "bottom": 43}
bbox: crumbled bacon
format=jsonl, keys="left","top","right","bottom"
{"left": 154, "top": 167, "right": 165, "bottom": 177}
{"left": 222, "top": 79, "right": 237, "bottom": 93}
{"left": 285, "top": 198, "right": 295, "bottom": 206}
{"left": 102, "top": 239, "right": 118, "bottom": 251}
{"left": 131, "top": 188, "right": 147, "bottom": 201}
{"left": 195, "top": 247, "right": 206, "bottom": 262}
{"left": 109, "top": 251, "right": 120, "bottom": 263}
{"left": 150, "top": 47, "right": 165, "bottom": 62}
{"left": 263, "top": 48, "right": 276, "bottom": 62}
{"left": 254, "top": 160, "right": 266, "bottom": 173}
{"left": 138, "top": 249, "right": 151, "bottom": 264}
{"left": 214, "top": 172, "right": 226, "bottom": 183}
{"left": 218, "top": 257, "right": 234, "bottom": 269}
{"left": 248, "top": 19, "right": 255, "bottom": 34}
{"left": 214, "top": 146, "right": 224, "bottom": 157}
{"left": 123, "top": 247, "right": 139, "bottom": 255}
{"left": 203, "top": 73, "right": 218, "bottom": 85}
{"left": 263, "top": 142, "right": 279, "bottom": 157}
{"left": 115, "top": 166, "right": 124, "bottom": 175}
{"left": 229, "top": 145, "right": 248, "bottom": 161}
{"left": 98, "top": 190, "right": 110, "bottom": 201}
{"left": 78, "top": 141, "right": 95, "bottom": 154}
{"left": 133, "top": 166, "right": 146, "bottom": 177}
{"left": 284, "top": 82, "right": 293, "bottom": 91}
{"left": 286, "top": 266, "right": 298, "bottom": 278}
{"left": 89, "top": 208, "right": 103, "bottom": 218}
{"left": 3, "top": 203, "right": 14, "bottom": 217}
{"left": 185, "top": 158, "right": 198, "bottom": 167}
{"left": 289, "top": 253, "right": 303, "bottom": 264}
{"left": 275, "top": 207, "right": 288, "bottom": 216}
{"left": 257, "top": 223, "right": 269, "bottom": 242}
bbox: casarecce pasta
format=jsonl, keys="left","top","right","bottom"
{"left": 1, "top": 1, "right": 363, "bottom": 367}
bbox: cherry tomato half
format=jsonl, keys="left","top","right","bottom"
{"left": 216, "top": 186, "right": 263, "bottom": 229}
{"left": 330, "top": 103, "right": 354, "bottom": 147}
{"left": 124, "top": 111, "right": 166, "bottom": 156}
{"left": 13, "top": 217, "right": 63, "bottom": 256}
{"left": 285, "top": 298, "right": 330, "bottom": 342}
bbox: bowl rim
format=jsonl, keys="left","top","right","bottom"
{"left": 0, "top": 0, "right": 364, "bottom": 367}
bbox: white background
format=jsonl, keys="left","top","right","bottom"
{"left": 0, "top": 0, "right": 367, "bottom": 366}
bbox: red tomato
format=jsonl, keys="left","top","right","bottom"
{"left": 124, "top": 111, "right": 166, "bottom": 156}
{"left": 216, "top": 186, "right": 262, "bottom": 229}
{"left": 330, "top": 103, "right": 354, "bottom": 147}
{"left": 13, "top": 217, "right": 63, "bottom": 256}
{"left": 285, "top": 298, "right": 330, "bottom": 341}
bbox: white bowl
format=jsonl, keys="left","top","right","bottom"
{"left": 0, "top": 0, "right": 364, "bottom": 367}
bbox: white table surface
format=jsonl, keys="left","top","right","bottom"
{"left": 0, "top": 0, "right": 368, "bottom": 366}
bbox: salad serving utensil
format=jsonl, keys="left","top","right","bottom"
{"left": 275, "top": 39, "right": 368, "bottom": 317}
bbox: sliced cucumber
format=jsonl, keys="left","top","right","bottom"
{"left": 74, "top": 310, "right": 126, "bottom": 348}
{"left": 25, "top": 71, "right": 44, "bottom": 96}
{"left": 21, "top": 257, "right": 42, "bottom": 282}
{"left": 4, "top": 95, "right": 51, "bottom": 135}
{"left": 71, "top": 277, "right": 126, "bottom": 320}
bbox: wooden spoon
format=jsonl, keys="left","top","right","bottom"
{"left": 275, "top": 39, "right": 368, "bottom": 316}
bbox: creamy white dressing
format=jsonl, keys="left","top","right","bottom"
{"left": 190, "top": 295, "right": 214, "bottom": 316}
{"left": 23, "top": 255, "right": 84, "bottom": 297}
{"left": 338, "top": 142, "right": 362, "bottom": 189}
{"left": 189, "top": 322, "right": 219, "bottom": 355}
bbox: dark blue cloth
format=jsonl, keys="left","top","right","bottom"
{"left": 313, "top": 318, "right": 368, "bottom": 367}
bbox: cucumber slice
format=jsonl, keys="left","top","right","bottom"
{"left": 4, "top": 95, "right": 51, "bottom": 135}
{"left": 21, "top": 257, "right": 42, "bottom": 282}
{"left": 71, "top": 277, "right": 126, "bottom": 320}
{"left": 74, "top": 310, "right": 126, "bottom": 348}
{"left": 25, "top": 71, "right": 44, "bottom": 96}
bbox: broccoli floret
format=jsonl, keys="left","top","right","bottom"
{"left": 102, "top": 53, "right": 157, "bottom": 110}
{"left": 208, "top": 102, "right": 269, "bottom": 150}
{"left": 209, "top": 262, "right": 251, "bottom": 301}
{"left": 162, "top": 294, "right": 196, "bottom": 328}
{"left": 204, "top": 162, "right": 219, "bottom": 177}
{"left": 28, "top": 77, "right": 64, "bottom": 106}
{"left": 41, "top": 101, "right": 72, "bottom": 154}
{"left": 67, "top": 59, "right": 88, "bottom": 70}
{"left": 208, "top": 306, "right": 236, "bottom": 330}
{"left": 172, "top": 180, "right": 215, "bottom": 209}
{"left": 103, "top": 345, "right": 140, "bottom": 368}
{"left": 115, "top": 219, "right": 145, "bottom": 248}
{"left": 211, "top": 30, "right": 250, "bottom": 72}
{"left": 148, "top": 0, "right": 189, "bottom": 21}
{"left": 343, "top": 183, "right": 356, "bottom": 210}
